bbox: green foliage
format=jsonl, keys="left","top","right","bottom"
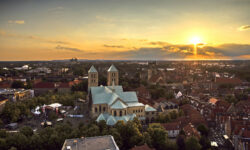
{"left": 185, "top": 137, "right": 201, "bottom": 150}
{"left": 71, "top": 80, "right": 88, "bottom": 92}
{"left": 197, "top": 124, "right": 209, "bottom": 137}
{"left": 225, "top": 95, "right": 237, "bottom": 104}
{"left": 147, "top": 123, "right": 168, "bottom": 150}
{"left": 20, "top": 126, "right": 33, "bottom": 137}
{"left": 0, "top": 92, "right": 84, "bottom": 123}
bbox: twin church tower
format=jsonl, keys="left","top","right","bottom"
{"left": 88, "top": 65, "right": 119, "bottom": 89}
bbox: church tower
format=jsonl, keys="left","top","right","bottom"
{"left": 88, "top": 65, "right": 98, "bottom": 89}
{"left": 107, "top": 65, "right": 119, "bottom": 86}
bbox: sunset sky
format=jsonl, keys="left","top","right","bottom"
{"left": 0, "top": 0, "right": 249, "bottom": 61}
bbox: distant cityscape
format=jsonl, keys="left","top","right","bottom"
{"left": 0, "top": 59, "right": 249, "bottom": 150}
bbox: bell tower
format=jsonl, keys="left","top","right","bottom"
{"left": 107, "top": 65, "right": 119, "bottom": 86}
{"left": 88, "top": 65, "right": 98, "bottom": 89}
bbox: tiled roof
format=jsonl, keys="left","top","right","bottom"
{"left": 161, "top": 122, "right": 180, "bottom": 130}
{"left": 215, "top": 77, "right": 242, "bottom": 85}
{"left": 34, "top": 82, "right": 55, "bottom": 88}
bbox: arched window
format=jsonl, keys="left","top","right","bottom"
{"left": 114, "top": 110, "right": 117, "bottom": 116}
{"left": 120, "top": 111, "right": 122, "bottom": 116}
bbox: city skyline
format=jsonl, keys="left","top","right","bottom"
{"left": 0, "top": 0, "right": 250, "bottom": 61}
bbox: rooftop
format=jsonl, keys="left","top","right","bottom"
{"left": 107, "top": 65, "right": 118, "bottom": 72}
{"left": 62, "top": 135, "right": 119, "bottom": 150}
{"left": 88, "top": 65, "right": 98, "bottom": 73}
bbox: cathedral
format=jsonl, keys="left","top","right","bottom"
{"left": 88, "top": 65, "right": 156, "bottom": 125}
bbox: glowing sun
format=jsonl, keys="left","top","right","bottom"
{"left": 190, "top": 36, "right": 202, "bottom": 45}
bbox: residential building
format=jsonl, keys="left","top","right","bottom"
{"left": 61, "top": 135, "right": 119, "bottom": 150}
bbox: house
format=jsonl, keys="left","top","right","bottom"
{"left": 161, "top": 122, "right": 180, "bottom": 138}
{"left": 135, "top": 86, "right": 151, "bottom": 99}
{"left": 183, "top": 123, "right": 200, "bottom": 139}
{"left": 0, "top": 89, "right": 33, "bottom": 101}
{"left": 145, "top": 104, "right": 157, "bottom": 123}
{"left": 89, "top": 65, "right": 155, "bottom": 125}
{"left": 61, "top": 135, "right": 119, "bottom": 150}
{"left": 33, "top": 82, "right": 56, "bottom": 95}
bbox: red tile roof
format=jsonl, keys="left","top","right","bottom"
{"left": 215, "top": 77, "right": 242, "bottom": 85}
{"left": 161, "top": 122, "right": 180, "bottom": 130}
{"left": 33, "top": 82, "right": 55, "bottom": 88}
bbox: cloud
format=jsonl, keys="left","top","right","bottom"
{"left": 111, "top": 42, "right": 250, "bottom": 60}
{"left": 103, "top": 44, "right": 124, "bottom": 48}
{"left": 0, "top": 29, "right": 70, "bottom": 45}
{"left": 55, "top": 45, "right": 83, "bottom": 52}
{"left": 8, "top": 20, "right": 25, "bottom": 24}
{"left": 238, "top": 25, "right": 250, "bottom": 31}
{"left": 148, "top": 41, "right": 169, "bottom": 46}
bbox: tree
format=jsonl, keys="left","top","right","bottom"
{"left": 197, "top": 124, "right": 209, "bottom": 137}
{"left": 148, "top": 123, "right": 168, "bottom": 150}
{"left": 20, "top": 126, "right": 33, "bottom": 137}
{"left": 185, "top": 137, "right": 201, "bottom": 150}
{"left": 176, "top": 135, "right": 185, "bottom": 150}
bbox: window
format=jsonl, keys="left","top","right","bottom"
{"left": 99, "top": 105, "right": 101, "bottom": 112}
{"left": 95, "top": 107, "right": 97, "bottom": 113}
{"left": 114, "top": 111, "right": 117, "bottom": 116}
{"left": 146, "top": 112, "right": 149, "bottom": 115}
{"left": 125, "top": 110, "right": 126, "bottom": 115}
{"left": 152, "top": 112, "right": 154, "bottom": 115}
{"left": 120, "top": 111, "right": 122, "bottom": 116}
{"left": 103, "top": 107, "right": 106, "bottom": 112}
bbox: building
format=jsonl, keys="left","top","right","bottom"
{"left": 0, "top": 89, "right": 33, "bottom": 101}
{"left": 0, "top": 95, "right": 8, "bottom": 112}
{"left": 61, "top": 135, "right": 119, "bottom": 150}
{"left": 161, "top": 122, "right": 180, "bottom": 138}
{"left": 88, "top": 65, "right": 156, "bottom": 125}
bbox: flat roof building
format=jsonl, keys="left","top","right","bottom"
{"left": 61, "top": 135, "right": 119, "bottom": 150}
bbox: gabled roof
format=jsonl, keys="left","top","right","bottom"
{"left": 88, "top": 65, "right": 98, "bottom": 73}
{"left": 96, "top": 113, "right": 138, "bottom": 125}
{"left": 91, "top": 86, "right": 138, "bottom": 105}
{"left": 145, "top": 105, "right": 157, "bottom": 112}
{"left": 110, "top": 100, "right": 127, "bottom": 109}
{"left": 107, "top": 65, "right": 118, "bottom": 72}
{"left": 107, "top": 115, "right": 117, "bottom": 126}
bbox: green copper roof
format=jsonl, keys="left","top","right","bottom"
{"left": 107, "top": 65, "right": 118, "bottom": 72}
{"left": 145, "top": 104, "right": 157, "bottom": 112}
{"left": 96, "top": 113, "right": 139, "bottom": 125}
{"left": 96, "top": 113, "right": 106, "bottom": 122}
{"left": 90, "top": 86, "right": 138, "bottom": 105}
{"left": 107, "top": 115, "right": 117, "bottom": 126}
{"left": 88, "top": 65, "right": 97, "bottom": 73}
{"left": 110, "top": 100, "right": 127, "bottom": 109}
